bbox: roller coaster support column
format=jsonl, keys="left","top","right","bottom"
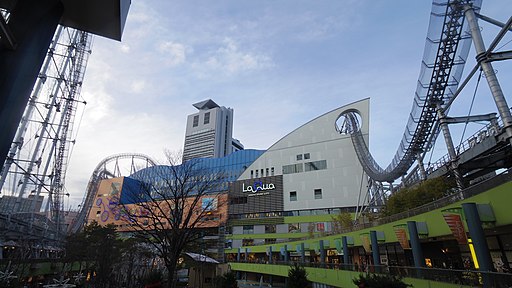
{"left": 416, "top": 153, "right": 427, "bottom": 181}
{"left": 436, "top": 104, "right": 464, "bottom": 190}
{"left": 464, "top": 4, "right": 512, "bottom": 145}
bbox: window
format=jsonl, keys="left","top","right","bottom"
{"left": 203, "top": 112, "right": 210, "bottom": 124}
{"left": 265, "top": 224, "right": 276, "bottom": 233}
{"left": 202, "top": 197, "right": 217, "bottom": 211}
{"left": 243, "top": 225, "right": 254, "bottom": 234}
{"left": 255, "top": 170, "right": 259, "bottom": 178}
{"left": 314, "top": 189, "right": 322, "bottom": 199}
{"left": 242, "top": 239, "right": 254, "bottom": 246}
{"left": 230, "top": 197, "right": 247, "bottom": 204}
{"left": 304, "top": 153, "right": 310, "bottom": 159}
{"left": 296, "top": 154, "right": 303, "bottom": 161}
{"left": 283, "top": 163, "right": 303, "bottom": 174}
{"left": 261, "top": 169, "right": 264, "bottom": 176}
{"left": 288, "top": 223, "right": 300, "bottom": 233}
{"left": 271, "top": 167, "right": 275, "bottom": 176}
{"left": 193, "top": 115, "right": 199, "bottom": 127}
{"left": 250, "top": 170, "right": 254, "bottom": 178}
{"left": 265, "top": 239, "right": 276, "bottom": 244}
{"left": 305, "top": 160, "right": 327, "bottom": 172}
{"left": 266, "top": 168, "right": 269, "bottom": 176}
{"left": 290, "top": 191, "right": 297, "bottom": 201}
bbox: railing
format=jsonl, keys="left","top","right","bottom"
{"left": 233, "top": 169, "right": 512, "bottom": 246}
{"left": 339, "top": 169, "right": 512, "bottom": 234}
{"left": 232, "top": 260, "right": 512, "bottom": 287}
{"left": 229, "top": 206, "right": 357, "bottom": 220}
{"left": 426, "top": 117, "right": 503, "bottom": 174}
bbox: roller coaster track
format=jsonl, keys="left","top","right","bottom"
{"left": 69, "top": 153, "right": 157, "bottom": 233}
{"left": 349, "top": 0, "right": 482, "bottom": 183}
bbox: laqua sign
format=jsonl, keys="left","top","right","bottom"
{"left": 242, "top": 180, "right": 275, "bottom": 196}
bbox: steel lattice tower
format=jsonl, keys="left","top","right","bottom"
{"left": 0, "top": 24, "right": 92, "bottom": 235}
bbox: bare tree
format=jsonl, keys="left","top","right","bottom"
{"left": 120, "top": 151, "right": 227, "bottom": 288}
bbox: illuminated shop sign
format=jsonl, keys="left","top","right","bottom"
{"left": 242, "top": 180, "right": 275, "bottom": 196}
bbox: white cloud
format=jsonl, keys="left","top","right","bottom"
{"left": 120, "top": 44, "right": 131, "bottom": 53}
{"left": 130, "top": 80, "right": 146, "bottom": 93}
{"left": 196, "top": 38, "right": 274, "bottom": 77}
{"left": 157, "top": 41, "right": 187, "bottom": 66}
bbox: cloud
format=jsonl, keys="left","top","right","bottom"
{"left": 157, "top": 41, "right": 188, "bottom": 66}
{"left": 120, "top": 44, "right": 130, "bottom": 53}
{"left": 194, "top": 38, "right": 274, "bottom": 77}
{"left": 130, "top": 80, "right": 146, "bottom": 93}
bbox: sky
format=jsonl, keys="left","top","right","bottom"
{"left": 64, "top": 0, "right": 512, "bottom": 208}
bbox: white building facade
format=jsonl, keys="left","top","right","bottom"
{"left": 183, "top": 99, "right": 243, "bottom": 162}
{"left": 227, "top": 99, "right": 370, "bottom": 248}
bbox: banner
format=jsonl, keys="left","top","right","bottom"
{"left": 393, "top": 225, "right": 410, "bottom": 249}
{"left": 442, "top": 209, "right": 468, "bottom": 245}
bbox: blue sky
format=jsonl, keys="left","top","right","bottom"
{"left": 65, "top": 0, "right": 512, "bottom": 207}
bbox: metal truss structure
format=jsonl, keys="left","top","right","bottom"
{"left": 69, "top": 153, "right": 157, "bottom": 233}
{"left": 0, "top": 25, "right": 92, "bottom": 237}
{"left": 350, "top": 0, "right": 512, "bottom": 212}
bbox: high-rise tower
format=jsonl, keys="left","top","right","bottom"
{"left": 183, "top": 99, "right": 243, "bottom": 162}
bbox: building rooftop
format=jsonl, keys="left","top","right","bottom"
{"left": 193, "top": 99, "right": 220, "bottom": 110}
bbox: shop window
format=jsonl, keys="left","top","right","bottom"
{"left": 288, "top": 223, "right": 300, "bottom": 233}
{"left": 290, "top": 191, "right": 297, "bottom": 201}
{"left": 193, "top": 115, "right": 199, "bottom": 127}
{"left": 242, "top": 239, "right": 254, "bottom": 246}
{"left": 265, "top": 224, "right": 276, "bottom": 233}
{"left": 265, "top": 239, "right": 276, "bottom": 244}
{"left": 243, "top": 225, "right": 254, "bottom": 234}
{"left": 314, "top": 189, "right": 322, "bottom": 199}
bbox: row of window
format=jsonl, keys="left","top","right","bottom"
{"left": 230, "top": 189, "right": 323, "bottom": 206}
{"left": 238, "top": 222, "right": 331, "bottom": 235}
{"left": 229, "top": 206, "right": 357, "bottom": 220}
{"left": 192, "top": 112, "right": 211, "bottom": 127}
{"left": 296, "top": 153, "right": 311, "bottom": 161}
{"left": 283, "top": 160, "right": 327, "bottom": 175}
{"left": 250, "top": 167, "right": 275, "bottom": 178}
{"left": 290, "top": 188, "right": 322, "bottom": 201}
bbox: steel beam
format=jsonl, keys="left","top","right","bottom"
{"left": 0, "top": 13, "right": 16, "bottom": 49}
